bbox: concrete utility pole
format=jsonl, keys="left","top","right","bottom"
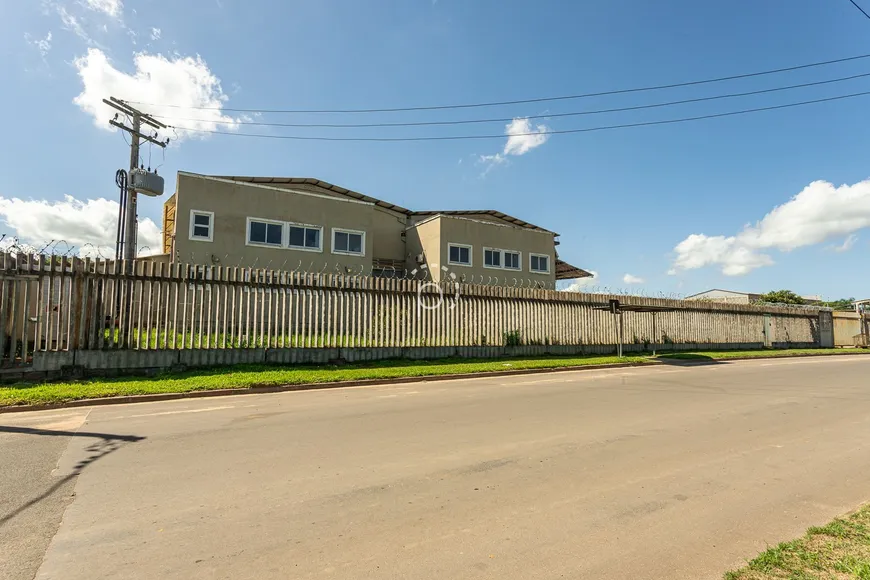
{"left": 103, "top": 97, "right": 168, "bottom": 261}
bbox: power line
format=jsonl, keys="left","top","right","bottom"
{"left": 167, "top": 89, "right": 870, "bottom": 142}
{"left": 153, "top": 71, "right": 870, "bottom": 129}
{"left": 125, "top": 52, "right": 870, "bottom": 114}
{"left": 848, "top": 0, "right": 870, "bottom": 20}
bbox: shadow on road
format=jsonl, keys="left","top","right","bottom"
{"left": 0, "top": 425, "right": 145, "bottom": 527}
{"left": 655, "top": 354, "right": 728, "bottom": 367}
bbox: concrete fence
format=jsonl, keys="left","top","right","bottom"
{"left": 0, "top": 253, "right": 836, "bottom": 375}
{"left": 833, "top": 311, "right": 868, "bottom": 347}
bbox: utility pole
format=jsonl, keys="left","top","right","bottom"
{"left": 103, "top": 97, "right": 168, "bottom": 261}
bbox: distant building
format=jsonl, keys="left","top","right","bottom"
{"left": 685, "top": 289, "right": 821, "bottom": 305}
{"left": 684, "top": 289, "right": 763, "bottom": 304}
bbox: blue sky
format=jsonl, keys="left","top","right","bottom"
{"left": 2, "top": 0, "right": 869, "bottom": 299}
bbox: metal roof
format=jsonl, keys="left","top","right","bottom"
{"left": 555, "top": 259, "right": 592, "bottom": 280}
{"left": 212, "top": 176, "right": 558, "bottom": 234}
{"left": 411, "top": 210, "right": 556, "bottom": 234}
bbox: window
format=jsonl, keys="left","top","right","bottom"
{"left": 247, "top": 218, "right": 284, "bottom": 247}
{"left": 189, "top": 210, "right": 213, "bottom": 242}
{"left": 530, "top": 253, "right": 550, "bottom": 273}
{"left": 332, "top": 228, "right": 365, "bottom": 256}
{"left": 484, "top": 247, "right": 522, "bottom": 270}
{"left": 288, "top": 224, "right": 322, "bottom": 251}
{"left": 484, "top": 248, "right": 502, "bottom": 268}
{"left": 448, "top": 243, "right": 472, "bottom": 266}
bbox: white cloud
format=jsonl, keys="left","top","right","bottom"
{"left": 477, "top": 152, "right": 508, "bottom": 176}
{"left": 478, "top": 117, "right": 552, "bottom": 175}
{"left": 73, "top": 48, "right": 239, "bottom": 140}
{"left": 25, "top": 31, "right": 53, "bottom": 58}
{"left": 623, "top": 273, "right": 645, "bottom": 285}
{"left": 830, "top": 233, "right": 858, "bottom": 253}
{"left": 503, "top": 117, "right": 551, "bottom": 156}
{"left": 57, "top": 6, "right": 98, "bottom": 45}
{"left": 150, "top": 27, "right": 161, "bottom": 40}
{"left": 0, "top": 195, "right": 160, "bottom": 257}
{"left": 671, "top": 179, "right": 870, "bottom": 276}
{"left": 560, "top": 271, "right": 599, "bottom": 292}
{"left": 84, "top": 0, "right": 122, "bottom": 18}
{"left": 672, "top": 234, "right": 775, "bottom": 276}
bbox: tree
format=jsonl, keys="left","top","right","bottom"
{"left": 759, "top": 290, "right": 806, "bottom": 305}
{"left": 822, "top": 298, "right": 856, "bottom": 311}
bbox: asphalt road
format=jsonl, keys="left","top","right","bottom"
{"left": 3, "top": 356, "right": 870, "bottom": 580}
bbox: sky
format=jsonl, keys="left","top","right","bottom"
{"left": 2, "top": 0, "right": 869, "bottom": 300}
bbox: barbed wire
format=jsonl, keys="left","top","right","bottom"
{"left": 687, "top": 296, "right": 828, "bottom": 311}
{"left": 0, "top": 247, "right": 833, "bottom": 305}
{"left": 0, "top": 243, "right": 721, "bottom": 298}
{"left": 558, "top": 284, "right": 686, "bottom": 300}
{"left": 751, "top": 300, "right": 829, "bottom": 311}
{"left": 0, "top": 236, "right": 163, "bottom": 260}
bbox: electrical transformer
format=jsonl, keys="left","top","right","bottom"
{"left": 129, "top": 168, "right": 165, "bottom": 197}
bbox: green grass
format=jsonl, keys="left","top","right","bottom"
{"left": 658, "top": 348, "right": 868, "bottom": 361}
{"left": 1, "top": 348, "right": 867, "bottom": 408}
{"left": 724, "top": 504, "right": 870, "bottom": 579}
{"left": 101, "top": 328, "right": 389, "bottom": 349}
{"left": 0, "top": 354, "right": 646, "bottom": 407}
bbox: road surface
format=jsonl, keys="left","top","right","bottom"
{"left": 3, "top": 356, "right": 870, "bottom": 579}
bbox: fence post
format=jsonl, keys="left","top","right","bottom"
{"left": 818, "top": 310, "right": 834, "bottom": 348}
{"left": 8, "top": 256, "right": 22, "bottom": 363}
{"left": 71, "top": 257, "right": 88, "bottom": 351}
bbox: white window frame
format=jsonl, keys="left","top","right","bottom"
{"left": 330, "top": 227, "right": 366, "bottom": 257}
{"left": 483, "top": 247, "right": 523, "bottom": 271}
{"left": 483, "top": 246, "right": 503, "bottom": 270}
{"left": 245, "top": 217, "right": 285, "bottom": 249}
{"left": 529, "top": 252, "right": 551, "bottom": 274}
{"left": 447, "top": 243, "right": 473, "bottom": 267}
{"left": 503, "top": 250, "right": 522, "bottom": 271}
{"left": 286, "top": 221, "right": 324, "bottom": 253}
{"left": 188, "top": 210, "right": 214, "bottom": 242}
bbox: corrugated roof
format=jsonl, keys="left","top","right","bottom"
{"left": 208, "top": 175, "right": 555, "bottom": 234}
{"left": 556, "top": 259, "right": 593, "bottom": 280}
{"left": 410, "top": 210, "right": 556, "bottom": 234}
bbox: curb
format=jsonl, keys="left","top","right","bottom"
{"left": 657, "top": 351, "right": 870, "bottom": 364}
{"left": 2, "top": 351, "right": 868, "bottom": 414}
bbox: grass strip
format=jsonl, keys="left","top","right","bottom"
{"left": 1, "top": 348, "right": 867, "bottom": 408}
{"left": 724, "top": 503, "right": 870, "bottom": 579}
{"left": 0, "top": 354, "right": 646, "bottom": 406}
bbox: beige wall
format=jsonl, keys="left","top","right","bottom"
{"left": 173, "top": 173, "right": 406, "bottom": 273}
{"left": 405, "top": 216, "right": 442, "bottom": 279}
{"left": 833, "top": 311, "right": 863, "bottom": 346}
{"left": 242, "top": 181, "right": 408, "bottom": 260}
{"left": 407, "top": 215, "right": 556, "bottom": 284}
